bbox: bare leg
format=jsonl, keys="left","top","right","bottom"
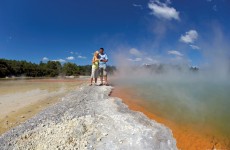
{"left": 90, "top": 78, "right": 93, "bottom": 86}
{"left": 100, "top": 76, "right": 103, "bottom": 85}
{"left": 104, "top": 75, "right": 108, "bottom": 85}
{"left": 95, "top": 78, "right": 97, "bottom": 84}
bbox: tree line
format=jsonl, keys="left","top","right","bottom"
{"left": 0, "top": 59, "right": 116, "bottom": 78}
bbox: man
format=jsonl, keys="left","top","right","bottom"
{"left": 99, "top": 48, "right": 108, "bottom": 86}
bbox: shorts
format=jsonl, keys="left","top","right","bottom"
{"left": 91, "top": 68, "right": 98, "bottom": 78}
{"left": 99, "top": 66, "right": 107, "bottom": 76}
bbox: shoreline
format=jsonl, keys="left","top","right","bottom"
{"left": 110, "top": 87, "right": 230, "bottom": 150}
{"left": 0, "top": 92, "right": 67, "bottom": 135}
{"left": 0, "top": 76, "right": 91, "bottom": 80}
{"left": 0, "top": 79, "right": 85, "bottom": 135}
{"left": 0, "top": 85, "right": 177, "bottom": 149}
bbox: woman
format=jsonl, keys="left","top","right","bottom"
{"left": 90, "top": 51, "right": 100, "bottom": 86}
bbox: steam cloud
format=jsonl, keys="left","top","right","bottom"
{"left": 109, "top": 25, "right": 230, "bottom": 138}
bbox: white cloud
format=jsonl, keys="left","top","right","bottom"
{"left": 146, "top": 57, "right": 154, "bottom": 62}
{"left": 78, "top": 55, "right": 87, "bottom": 59}
{"left": 190, "top": 44, "right": 201, "bottom": 50}
{"left": 180, "top": 30, "right": 198, "bottom": 44}
{"left": 133, "top": 3, "right": 143, "bottom": 9}
{"left": 168, "top": 50, "right": 183, "bottom": 56}
{"left": 66, "top": 56, "right": 75, "bottom": 60}
{"left": 148, "top": 0, "right": 180, "bottom": 21}
{"left": 145, "top": 57, "right": 159, "bottom": 64}
{"left": 42, "top": 57, "right": 49, "bottom": 61}
{"left": 70, "top": 51, "right": 79, "bottom": 55}
{"left": 128, "top": 57, "right": 142, "bottom": 62}
{"left": 129, "top": 48, "right": 142, "bottom": 56}
{"left": 52, "top": 59, "right": 66, "bottom": 63}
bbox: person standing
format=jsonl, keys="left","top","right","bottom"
{"left": 99, "top": 48, "right": 109, "bottom": 86}
{"left": 90, "top": 51, "right": 100, "bottom": 86}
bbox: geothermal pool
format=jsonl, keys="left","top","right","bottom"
{"left": 112, "top": 75, "right": 230, "bottom": 149}
{"left": 134, "top": 80, "right": 230, "bottom": 136}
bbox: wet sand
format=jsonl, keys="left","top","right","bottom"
{"left": 111, "top": 87, "right": 230, "bottom": 150}
{"left": 0, "top": 79, "right": 86, "bottom": 135}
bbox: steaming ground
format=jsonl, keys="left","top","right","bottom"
{"left": 0, "top": 85, "right": 177, "bottom": 150}
{"left": 114, "top": 75, "right": 230, "bottom": 137}
{"left": 111, "top": 66, "right": 230, "bottom": 149}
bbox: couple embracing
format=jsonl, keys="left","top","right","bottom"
{"left": 90, "top": 48, "right": 109, "bottom": 86}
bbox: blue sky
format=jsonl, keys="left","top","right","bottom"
{"left": 0, "top": 0, "right": 230, "bottom": 66}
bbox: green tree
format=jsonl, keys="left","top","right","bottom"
{"left": 78, "top": 65, "right": 91, "bottom": 75}
{"left": 46, "top": 61, "right": 62, "bottom": 77}
{"left": 62, "top": 62, "right": 79, "bottom": 76}
{"left": 0, "top": 60, "right": 10, "bottom": 77}
{"left": 0, "top": 58, "right": 117, "bottom": 78}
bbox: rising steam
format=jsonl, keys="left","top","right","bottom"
{"left": 110, "top": 25, "right": 230, "bottom": 138}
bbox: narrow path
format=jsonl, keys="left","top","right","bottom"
{"left": 0, "top": 86, "right": 177, "bottom": 150}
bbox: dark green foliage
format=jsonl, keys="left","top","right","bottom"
{"left": 0, "top": 61, "right": 10, "bottom": 78}
{"left": 46, "top": 61, "right": 62, "bottom": 77}
{"left": 62, "top": 62, "right": 79, "bottom": 76}
{"left": 0, "top": 59, "right": 117, "bottom": 78}
{"left": 78, "top": 65, "right": 91, "bottom": 76}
